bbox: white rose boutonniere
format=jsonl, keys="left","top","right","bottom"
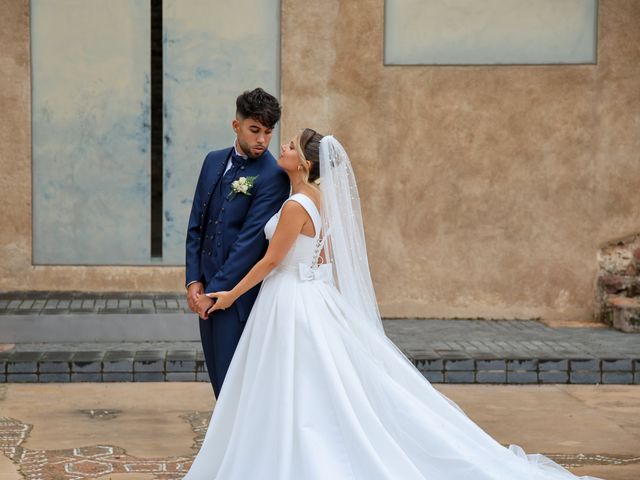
{"left": 228, "top": 175, "right": 258, "bottom": 200}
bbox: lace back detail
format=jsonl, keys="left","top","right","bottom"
{"left": 281, "top": 193, "right": 329, "bottom": 269}
{"left": 312, "top": 225, "right": 332, "bottom": 268}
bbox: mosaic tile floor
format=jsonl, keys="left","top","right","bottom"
{"left": 1, "top": 412, "right": 638, "bottom": 480}
{"left": 0, "top": 412, "right": 207, "bottom": 479}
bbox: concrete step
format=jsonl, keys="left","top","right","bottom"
{"left": 0, "top": 291, "right": 198, "bottom": 342}
{"left": 0, "top": 346, "right": 637, "bottom": 384}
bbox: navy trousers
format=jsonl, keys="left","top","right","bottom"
{"left": 199, "top": 305, "right": 246, "bottom": 398}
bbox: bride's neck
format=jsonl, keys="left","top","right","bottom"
{"left": 289, "top": 176, "right": 305, "bottom": 194}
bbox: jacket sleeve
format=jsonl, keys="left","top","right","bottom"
{"left": 184, "top": 154, "right": 210, "bottom": 288}
{"left": 204, "top": 167, "right": 290, "bottom": 294}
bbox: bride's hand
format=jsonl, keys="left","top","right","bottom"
{"left": 205, "top": 291, "right": 236, "bottom": 314}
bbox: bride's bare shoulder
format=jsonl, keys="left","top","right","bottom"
{"left": 280, "top": 197, "right": 306, "bottom": 217}
{"left": 303, "top": 188, "right": 322, "bottom": 212}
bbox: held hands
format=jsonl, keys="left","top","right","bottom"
{"left": 204, "top": 291, "right": 236, "bottom": 315}
{"left": 187, "top": 282, "right": 211, "bottom": 319}
{"left": 194, "top": 292, "right": 214, "bottom": 319}
{"left": 187, "top": 281, "right": 237, "bottom": 319}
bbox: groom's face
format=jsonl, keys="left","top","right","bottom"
{"left": 233, "top": 116, "right": 273, "bottom": 158}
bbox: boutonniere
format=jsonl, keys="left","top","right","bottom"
{"left": 228, "top": 175, "right": 258, "bottom": 199}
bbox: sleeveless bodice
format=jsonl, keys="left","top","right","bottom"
{"left": 264, "top": 193, "right": 332, "bottom": 281}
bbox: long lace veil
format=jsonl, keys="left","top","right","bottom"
{"left": 318, "top": 135, "right": 468, "bottom": 415}
{"left": 318, "top": 135, "right": 385, "bottom": 335}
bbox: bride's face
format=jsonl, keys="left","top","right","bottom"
{"left": 277, "top": 136, "right": 304, "bottom": 173}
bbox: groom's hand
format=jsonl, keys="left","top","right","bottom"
{"left": 187, "top": 282, "right": 204, "bottom": 313}
{"left": 195, "top": 293, "right": 215, "bottom": 319}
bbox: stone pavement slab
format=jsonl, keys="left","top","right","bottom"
{"left": 0, "top": 291, "right": 189, "bottom": 315}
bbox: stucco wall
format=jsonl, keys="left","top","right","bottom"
{"left": 1, "top": 0, "right": 638, "bottom": 324}
{"left": 279, "top": 0, "right": 639, "bottom": 322}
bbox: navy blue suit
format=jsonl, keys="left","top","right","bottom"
{"left": 185, "top": 146, "right": 290, "bottom": 396}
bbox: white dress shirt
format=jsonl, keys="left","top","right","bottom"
{"left": 225, "top": 138, "right": 248, "bottom": 174}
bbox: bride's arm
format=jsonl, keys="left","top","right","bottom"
{"left": 205, "top": 201, "right": 308, "bottom": 313}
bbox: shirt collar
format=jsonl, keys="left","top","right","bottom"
{"left": 233, "top": 138, "right": 248, "bottom": 159}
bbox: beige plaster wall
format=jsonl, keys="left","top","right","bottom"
{"left": 1, "top": 0, "right": 638, "bottom": 324}
{"left": 279, "top": 0, "right": 639, "bottom": 323}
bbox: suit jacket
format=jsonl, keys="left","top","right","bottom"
{"left": 185, "top": 146, "right": 290, "bottom": 322}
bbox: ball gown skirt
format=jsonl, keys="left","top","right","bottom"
{"left": 182, "top": 263, "right": 603, "bottom": 480}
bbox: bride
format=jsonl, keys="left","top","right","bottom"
{"left": 182, "top": 129, "right": 603, "bottom": 479}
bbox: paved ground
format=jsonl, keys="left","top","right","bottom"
{"left": 1, "top": 292, "right": 639, "bottom": 477}
{"left": 0, "top": 383, "right": 637, "bottom": 480}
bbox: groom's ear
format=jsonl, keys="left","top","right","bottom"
{"left": 232, "top": 118, "right": 240, "bottom": 133}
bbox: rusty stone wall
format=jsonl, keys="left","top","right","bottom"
{"left": 598, "top": 233, "right": 640, "bottom": 332}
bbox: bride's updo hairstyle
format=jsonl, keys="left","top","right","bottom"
{"left": 295, "top": 128, "right": 324, "bottom": 187}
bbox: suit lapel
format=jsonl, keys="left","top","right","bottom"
{"left": 202, "top": 147, "right": 233, "bottom": 207}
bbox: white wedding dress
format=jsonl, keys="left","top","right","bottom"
{"left": 183, "top": 192, "right": 603, "bottom": 480}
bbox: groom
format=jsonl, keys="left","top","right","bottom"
{"left": 185, "top": 88, "right": 290, "bottom": 397}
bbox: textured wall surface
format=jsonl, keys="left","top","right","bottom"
{"left": 0, "top": 0, "right": 176, "bottom": 288}
{"left": 31, "top": 0, "right": 151, "bottom": 264}
{"left": 1, "top": 0, "right": 639, "bottom": 325}
{"left": 279, "top": 0, "right": 639, "bottom": 322}
{"left": 28, "top": 0, "right": 280, "bottom": 266}
{"left": 162, "top": 0, "right": 280, "bottom": 264}
{"left": 385, "top": 0, "right": 598, "bottom": 65}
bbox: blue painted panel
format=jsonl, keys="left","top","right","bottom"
{"left": 385, "top": 0, "right": 598, "bottom": 65}
{"left": 31, "top": 0, "right": 151, "bottom": 264}
{"left": 162, "top": 0, "right": 281, "bottom": 264}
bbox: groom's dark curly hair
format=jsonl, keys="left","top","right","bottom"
{"left": 236, "top": 88, "right": 281, "bottom": 129}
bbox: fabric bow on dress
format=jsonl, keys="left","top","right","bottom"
{"left": 298, "top": 262, "right": 333, "bottom": 283}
